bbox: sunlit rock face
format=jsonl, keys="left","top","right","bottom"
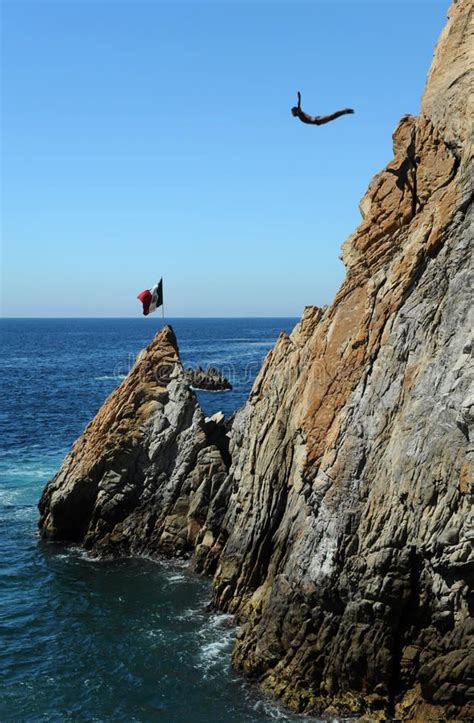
{"left": 211, "top": 1, "right": 473, "bottom": 718}
{"left": 39, "top": 325, "right": 230, "bottom": 566}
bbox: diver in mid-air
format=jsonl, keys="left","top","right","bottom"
{"left": 291, "top": 91, "right": 354, "bottom": 125}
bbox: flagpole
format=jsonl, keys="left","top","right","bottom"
{"left": 162, "top": 278, "right": 165, "bottom": 325}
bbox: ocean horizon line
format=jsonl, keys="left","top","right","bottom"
{"left": 0, "top": 315, "right": 301, "bottom": 321}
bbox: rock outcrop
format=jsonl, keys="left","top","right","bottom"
{"left": 39, "top": 326, "right": 230, "bottom": 564}
{"left": 210, "top": 1, "right": 473, "bottom": 719}
{"left": 185, "top": 366, "right": 233, "bottom": 391}
{"left": 39, "top": 1, "right": 472, "bottom": 719}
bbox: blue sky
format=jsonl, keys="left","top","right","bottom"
{"left": 1, "top": 0, "right": 448, "bottom": 317}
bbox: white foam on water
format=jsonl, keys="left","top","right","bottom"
{"left": 140, "top": 552, "right": 192, "bottom": 571}
{"left": 143, "top": 628, "right": 166, "bottom": 647}
{"left": 75, "top": 547, "right": 110, "bottom": 563}
{"left": 200, "top": 635, "right": 233, "bottom": 666}
{"left": 0, "top": 465, "right": 57, "bottom": 479}
{"left": 48, "top": 546, "right": 103, "bottom": 564}
{"left": 0, "top": 444, "right": 66, "bottom": 455}
{"left": 176, "top": 606, "right": 203, "bottom": 622}
{"left": 198, "top": 612, "right": 235, "bottom": 674}
{"left": 7, "top": 506, "right": 36, "bottom": 522}
{"left": 251, "top": 691, "right": 327, "bottom": 721}
{"left": 50, "top": 552, "right": 75, "bottom": 561}
{"left": 252, "top": 699, "right": 287, "bottom": 719}
{"left": 0, "top": 488, "right": 21, "bottom": 506}
{"left": 207, "top": 612, "right": 233, "bottom": 629}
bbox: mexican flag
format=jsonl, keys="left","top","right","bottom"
{"left": 137, "top": 278, "right": 163, "bottom": 316}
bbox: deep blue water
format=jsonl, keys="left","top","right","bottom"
{"left": 0, "top": 318, "right": 328, "bottom": 723}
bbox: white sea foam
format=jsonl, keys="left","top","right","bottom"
{"left": 207, "top": 612, "right": 233, "bottom": 629}
{"left": 0, "top": 445, "right": 65, "bottom": 459}
{"left": 51, "top": 552, "right": 74, "bottom": 561}
{"left": 7, "top": 507, "right": 35, "bottom": 522}
{"left": 252, "top": 698, "right": 298, "bottom": 719}
{"left": 251, "top": 691, "right": 327, "bottom": 721}
{"left": 144, "top": 628, "right": 166, "bottom": 644}
{"left": 75, "top": 547, "right": 111, "bottom": 563}
{"left": 50, "top": 546, "right": 104, "bottom": 564}
{"left": 198, "top": 613, "right": 235, "bottom": 673}
{"left": 140, "top": 553, "right": 192, "bottom": 571}
{"left": 176, "top": 607, "right": 202, "bottom": 622}
{"left": 1, "top": 466, "right": 55, "bottom": 479}
{"left": 0, "top": 488, "right": 21, "bottom": 506}
{"left": 199, "top": 634, "right": 233, "bottom": 665}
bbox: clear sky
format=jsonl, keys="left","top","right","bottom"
{"left": 1, "top": 0, "right": 449, "bottom": 317}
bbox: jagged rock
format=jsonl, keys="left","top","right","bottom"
{"left": 38, "top": 2, "right": 473, "bottom": 719}
{"left": 39, "top": 325, "right": 229, "bottom": 562}
{"left": 185, "top": 366, "right": 232, "bottom": 391}
{"left": 209, "top": 2, "right": 473, "bottom": 719}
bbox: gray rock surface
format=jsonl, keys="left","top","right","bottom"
{"left": 209, "top": 2, "right": 473, "bottom": 718}
{"left": 39, "top": 326, "right": 229, "bottom": 562}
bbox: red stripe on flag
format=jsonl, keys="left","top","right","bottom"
{"left": 137, "top": 289, "right": 152, "bottom": 316}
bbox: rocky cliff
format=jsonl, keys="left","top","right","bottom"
{"left": 39, "top": 326, "right": 230, "bottom": 567}
{"left": 39, "top": 1, "right": 472, "bottom": 719}
{"left": 210, "top": 2, "right": 473, "bottom": 718}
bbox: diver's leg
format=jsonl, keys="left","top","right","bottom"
{"left": 314, "top": 108, "right": 354, "bottom": 125}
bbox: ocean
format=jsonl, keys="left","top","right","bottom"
{"left": 0, "top": 318, "right": 327, "bottom": 722}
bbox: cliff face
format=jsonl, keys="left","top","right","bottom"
{"left": 39, "top": 326, "right": 230, "bottom": 566}
{"left": 39, "top": 1, "right": 472, "bottom": 719}
{"left": 211, "top": 1, "right": 473, "bottom": 718}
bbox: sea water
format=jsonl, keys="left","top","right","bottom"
{"left": 0, "top": 318, "right": 329, "bottom": 722}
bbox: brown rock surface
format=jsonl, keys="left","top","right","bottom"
{"left": 39, "top": 325, "right": 229, "bottom": 562}
{"left": 210, "top": 1, "right": 473, "bottom": 718}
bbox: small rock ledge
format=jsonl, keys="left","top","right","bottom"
{"left": 185, "top": 366, "right": 232, "bottom": 391}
